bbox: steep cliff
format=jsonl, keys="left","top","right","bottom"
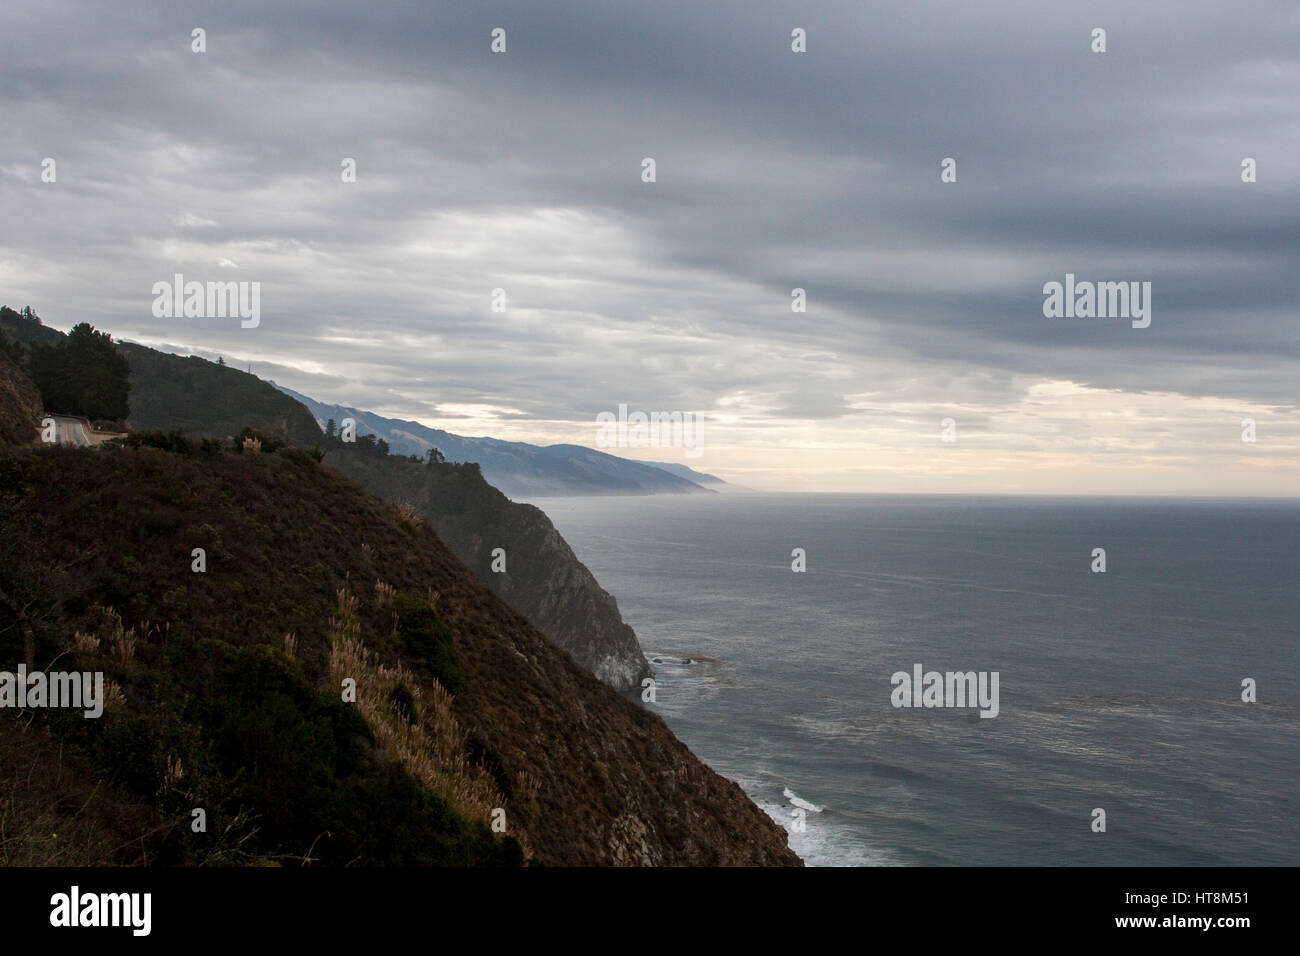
{"left": 323, "top": 441, "right": 653, "bottom": 691}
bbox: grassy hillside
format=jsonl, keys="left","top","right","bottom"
{"left": 120, "top": 343, "right": 322, "bottom": 447}
{"left": 0, "top": 340, "right": 41, "bottom": 446}
{"left": 0, "top": 438, "right": 799, "bottom": 866}
{"left": 0, "top": 309, "right": 321, "bottom": 446}
{"left": 0, "top": 305, "right": 64, "bottom": 349}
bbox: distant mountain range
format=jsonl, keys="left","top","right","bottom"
{"left": 272, "top": 383, "right": 725, "bottom": 498}
{"left": 627, "top": 458, "right": 725, "bottom": 486}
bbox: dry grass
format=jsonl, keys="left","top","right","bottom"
{"left": 164, "top": 754, "right": 184, "bottom": 788}
{"left": 333, "top": 587, "right": 359, "bottom": 628}
{"left": 112, "top": 627, "right": 136, "bottom": 664}
{"left": 101, "top": 680, "right": 127, "bottom": 716}
{"left": 394, "top": 501, "right": 422, "bottom": 529}
{"left": 89, "top": 606, "right": 137, "bottom": 665}
{"left": 0, "top": 717, "right": 137, "bottom": 865}
{"left": 326, "top": 587, "right": 531, "bottom": 858}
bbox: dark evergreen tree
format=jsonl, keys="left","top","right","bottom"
{"left": 30, "top": 322, "right": 131, "bottom": 420}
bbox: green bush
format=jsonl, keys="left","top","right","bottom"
{"left": 127, "top": 430, "right": 196, "bottom": 455}
{"left": 391, "top": 594, "right": 466, "bottom": 693}
{"left": 388, "top": 682, "right": 418, "bottom": 725}
{"left": 465, "top": 731, "right": 513, "bottom": 800}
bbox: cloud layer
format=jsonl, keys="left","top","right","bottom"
{"left": 2, "top": 0, "right": 1297, "bottom": 492}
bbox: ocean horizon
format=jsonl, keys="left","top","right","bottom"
{"left": 528, "top": 492, "right": 1300, "bottom": 866}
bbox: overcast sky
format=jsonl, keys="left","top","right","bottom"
{"left": 2, "top": 0, "right": 1297, "bottom": 494}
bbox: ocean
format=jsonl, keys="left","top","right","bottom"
{"left": 526, "top": 493, "right": 1300, "bottom": 866}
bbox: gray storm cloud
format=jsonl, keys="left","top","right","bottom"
{"left": 1, "top": 0, "right": 1296, "bottom": 491}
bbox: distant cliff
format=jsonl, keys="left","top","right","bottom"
{"left": 274, "top": 383, "right": 715, "bottom": 498}
{"left": 323, "top": 441, "right": 652, "bottom": 691}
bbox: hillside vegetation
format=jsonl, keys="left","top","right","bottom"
{"left": 90, "top": 316, "right": 654, "bottom": 690}
{"left": 323, "top": 435, "right": 653, "bottom": 689}
{"left": 0, "top": 337, "right": 41, "bottom": 446}
{"left": 0, "top": 437, "right": 799, "bottom": 866}
{"left": 119, "top": 343, "right": 323, "bottom": 447}
{"left": 30, "top": 323, "right": 131, "bottom": 421}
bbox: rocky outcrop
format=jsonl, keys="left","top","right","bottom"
{"left": 324, "top": 447, "right": 653, "bottom": 691}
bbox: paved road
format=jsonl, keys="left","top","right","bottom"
{"left": 52, "top": 416, "right": 92, "bottom": 447}
{"left": 46, "top": 415, "right": 124, "bottom": 447}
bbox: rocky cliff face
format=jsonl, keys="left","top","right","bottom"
{"left": 324, "top": 447, "right": 653, "bottom": 691}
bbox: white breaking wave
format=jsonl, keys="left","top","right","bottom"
{"left": 783, "top": 787, "right": 824, "bottom": 813}
{"left": 756, "top": 791, "right": 896, "bottom": 867}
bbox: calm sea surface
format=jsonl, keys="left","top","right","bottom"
{"left": 528, "top": 493, "right": 1299, "bottom": 866}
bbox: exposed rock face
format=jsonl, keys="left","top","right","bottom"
{"left": 425, "top": 491, "right": 652, "bottom": 691}
{"left": 325, "top": 448, "right": 653, "bottom": 691}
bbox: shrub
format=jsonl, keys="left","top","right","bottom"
{"left": 126, "top": 430, "right": 196, "bottom": 455}
{"left": 277, "top": 445, "right": 324, "bottom": 467}
{"left": 388, "top": 682, "right": 418, "bottom": 726}
{"left": 465, "top": 731, "right": 513, "bottom": 800}
{"left": 391, "top": 594, "right": 466, "bottom": 693}
{"left": 234, "top": 427, "right": 287, "bottom": 454}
